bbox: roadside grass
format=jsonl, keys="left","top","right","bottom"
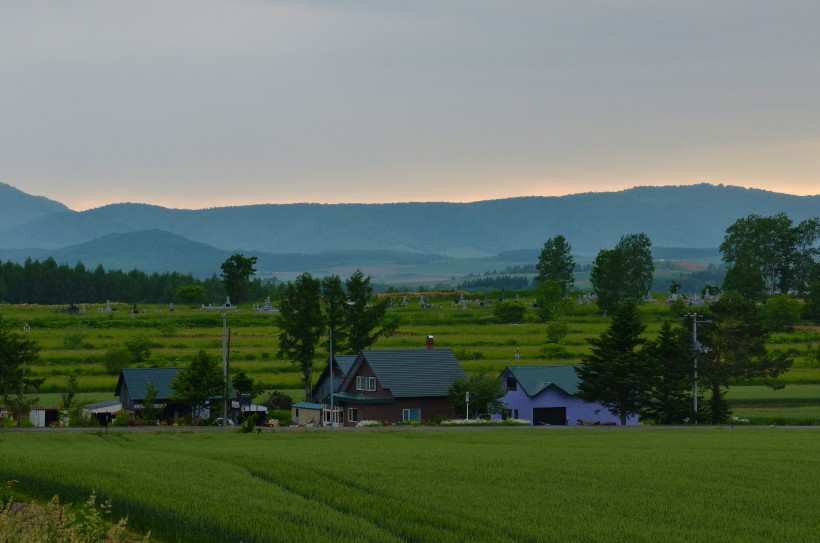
{"left": 0, "top": 429, "right": 818, "bottom": 543}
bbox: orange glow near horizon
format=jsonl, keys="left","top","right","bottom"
{"left": 57, "top": 179, "right": 818, "bottom": 212}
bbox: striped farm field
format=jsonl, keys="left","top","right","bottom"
{"left": 1, "top": 428, "right": 819, "bottom": 543}
{"left": 3, "top": 299, "right": 820, "bottom": 422}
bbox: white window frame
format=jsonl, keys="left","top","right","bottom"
{"left": 348, "top": 408, "right": 358, "bottom": 422}
{"left": 402, "top": 408, "right": 421, "bottom": 422}
{"left": 356, "top": 376, "right": 377, "bottom": 391}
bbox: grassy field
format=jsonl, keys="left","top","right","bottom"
{"left": 1, "top": 428, "right": 818, "bottom": 543}
{"left": 2, "top": 297, "right": 819, "bottom": 422}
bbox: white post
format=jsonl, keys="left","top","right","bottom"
{"left": 466, "top": 391, "right": 470, "bottom": 420}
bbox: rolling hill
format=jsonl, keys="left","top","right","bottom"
{"left": 0, "top": 182, "right": 816, "bottom": 277}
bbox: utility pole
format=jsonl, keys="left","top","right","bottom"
{"left": 687, "top": 313, "right": 710, "bottom": 424}
{"left": 329, "top": 328, "right": 334, "bottom": 432}
{"left": 18, "top": 323, "right": 30, "bottom": 428}
{"left": 222, "top": 313, "right": 228, "bottom": 427}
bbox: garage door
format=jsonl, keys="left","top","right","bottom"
{"left": 533, "top": 407, "right": 567, "bottom": 426}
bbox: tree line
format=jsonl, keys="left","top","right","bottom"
{"left": 532, "top": 212, "right": 817, "bottom": 424}
{"left": 0, "top": 256, "right": 273, "bottom": 305}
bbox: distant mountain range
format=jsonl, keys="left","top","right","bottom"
{"left": 0, "top": 182, "right": 817, "bottom": 278}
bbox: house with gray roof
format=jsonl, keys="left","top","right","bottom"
{"left": 501, "top": 365, "right": 638, "bottom": 426}
{"left": 319, "top": 349, "right": 466, "bottom": 426}
{"left": 115, "top": 368, "right": 186, "bottom": 422}
{"left": 311, "top": 354, "right": 357, "bottom": 404}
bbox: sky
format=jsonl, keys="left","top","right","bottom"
{"left": 2, "top": 1, "right": 818, "bottom": 211}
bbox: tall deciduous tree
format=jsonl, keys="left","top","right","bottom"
{"left": 575, "top": 301, "right": 650, "bottom": 425}
{"left": 698, "top": 293, "right": 793, "bottom": 423}
{"left": 0, "top": 317, "right": 41, "bottom": 426}
{"left": 321, "top": 274, "right": 348, "bottom": 350}
{"left": 642, "top": 322, "right": 692, "bottom": 424}
{"left": 534, "top": 280, "right": 563, "bottom": 322}
{"left": 278, "top": 273, "right": 324, "bottom": 402}
{"left": 447, "top": 374, "right": 506, "bottom": 419}
{"left": 791, "top": 217, "right": 820, "bottom": 296}
{"left": 535, "top": 235, "right": 575, "bottom": 297}
{"left": 720, "top": 213, "right": 819, "bottom": 299}
{"left": 590, "top": 233, "right": 654, "bottom": 315}
{"left": 220, "top": 253, "right": 258, "bottom": 304}
{"left": 171, "top": 350, "right": 225, "bottom": 425}
{"left": 804, "top": 279, "right": 820, "bottom": 322}
{"left": 341, "top": 270, "right": 398, "bottom": 354}
{"left": 141, "top": 383, "right": 160, "bottom": 425}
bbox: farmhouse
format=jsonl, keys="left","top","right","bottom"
{"left": 312, "top": 354, "right": 357, "bottom": 405}
{"left": 314, "top": 348, "right": 466, "bottom": 426}
{"left": 115, "top": 368, "right": 243, "bottom": 424}
{"left": 501, "top": 365, "right": 638, "bottom": 426}
{"left": 115, "top": 368, "right": 186, "bottom": 422}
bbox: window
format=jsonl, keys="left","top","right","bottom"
{"left": 323, "top": 409, "right": 342, "bottom": 425}
{"left": 402, "top": 408, "right": 421, "bottom": 422}
{"left": 348, "top": 408, "right": 358, "bottom": 422}
{"left": 356, "top": 376, "right": 377, "bottom": 391}
{"left": 506, "top": 376, "right": 517, "bottom": 391}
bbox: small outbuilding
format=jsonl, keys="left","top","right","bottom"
{"left": 291, "top": 402, "right": 324, "bottom": 426}
{"left": 29, "top": 408, "right": 62, "bottom": 427}
{"left": 85, "top": 400, "right": 124, "bottom": 426}
{"left": 500, "top": 365, "right": 638, "bottom": 426}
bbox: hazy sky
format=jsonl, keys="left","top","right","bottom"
{"left": 2, "top": 1, "right": 818, "bottom": 211}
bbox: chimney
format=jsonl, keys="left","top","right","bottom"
{"left": 426, "top": 335, "right": 434, "bottom": 350}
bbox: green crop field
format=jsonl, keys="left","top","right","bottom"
{"left": 2, "top": 296, "right": 819, "bottom": 423}
{"left": 1, "top": 428, "right": 818, "bottom": 542}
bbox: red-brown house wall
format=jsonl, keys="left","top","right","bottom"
{"left": 342, "top": 397, "right": 456, "bottom": 427}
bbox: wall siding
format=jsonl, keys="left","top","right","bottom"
{"left": 502, "top": 385, "right": 638, "bottom": 426}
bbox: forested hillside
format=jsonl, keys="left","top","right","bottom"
{"left": 1, "top": 183, "right": 817, "bottom": 256}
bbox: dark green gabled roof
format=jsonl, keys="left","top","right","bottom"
{"left": 115, "top": 368, "right": 182, "bottom": 401}
{"left": 504, "top": 365, "right": 580, "bottom": 397}
{"left": 332, "top": 393, "right": 394, "bottom": 404}
{"left": 335, "top": 355, "right": 357, "bottom": 376}
{"left": 355, "top": 349, "right": 467, "bottom": 398}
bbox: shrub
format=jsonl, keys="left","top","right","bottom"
{"left": 239, "top": 414, "right": 259, "bottom": 433}
{"left": 0, "top": 492, "right": 150, "bottom": 543}
{"left": 539, "top": 344, "right": 576, "bottom": 359}
{"left": 762, "top": 295, "right": 802, "bottom": 332}
{"left": 103, "top": 346, "right": 132, "bottom": 375}
{"left": 355, "top": 420, "right": 383, "bottom": 427}
{"left": 492, "top": 302, "right": 525, "bottom": 324}
{"left": 268, "top": 409, "right": 292, "bottom": 426}
{"left": 263, "top": 391, "right": 294, "bottom": 410}
{"left": 112, "top": 410, "right": 132, "bottom": 427}
{"left": 63, "top": 330, "right": 91, "bottom": 350}
{"left": 545, "top": 321, "right": 569, "bottom": 344}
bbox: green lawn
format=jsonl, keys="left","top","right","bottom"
{"left": 1, "top": 429, "right": 818, "bottom": 543}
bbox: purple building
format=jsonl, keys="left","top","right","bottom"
{"left": 500, "top": 365, "right": 639, "bottom": 426}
